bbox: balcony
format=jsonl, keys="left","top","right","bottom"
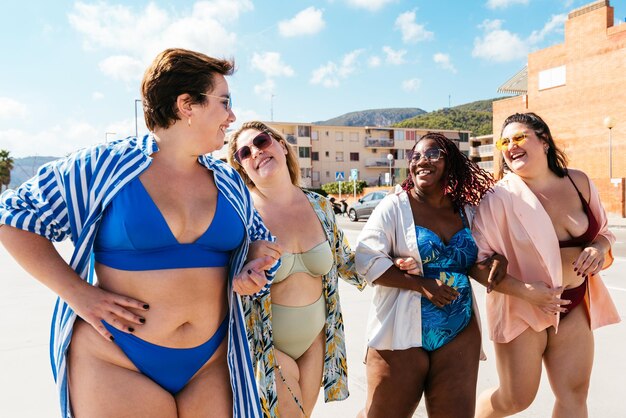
{"left": 286, "top": 134, "right": 297, "bottom": 145}
{"left": 297, "top": 136, "right": 311, "bottom": 147}
{"left": 477, "top": 160, "right": 494, "bottom": 172}
{"left": 477, "top": 144, "right": 494, "bottom": 157}
{"left": 365, "top": 157, "right": 395, "bottom": 168}
{"left": 365, "top": 137, "right": 394, "bottom": 148}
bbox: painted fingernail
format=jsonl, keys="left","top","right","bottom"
{"left": 109, "top": 335, "right": 115, "bottom": 342}
{"left": 247, "top": 269, "right": 252, "bottom": 275}
{"left": 143, "top": 304, "right": 150, "bottom": 310}
{"left": 573, "top": 268, "right": 577, "bottom": 272}
{"left": 128, "top": 327, "right": 135, "bottom": 333}
{"left": 139, "top": 317, "right": 146, "bottom": 324}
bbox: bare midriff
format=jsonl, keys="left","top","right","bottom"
{"left": 560, "top": 247, "right": 587, "bottom": 290}
{"left": 94, "top": 263, "right": 228, "bottom": 346}
{"left": 271, "top": 272, "right": 323, "bottom": 307}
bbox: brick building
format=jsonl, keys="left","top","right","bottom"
{"left": 494, "top": 0, "right": 626, "bottom": 216}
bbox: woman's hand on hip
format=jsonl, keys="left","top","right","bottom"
{"left": 233, "top": 256, "right": 274, "bottom": 295}
{"left": 523, "top": 281, "right": 571, "bottom": 315}
{"left": 70, "top": 284, "right": 149, "bottom": 342}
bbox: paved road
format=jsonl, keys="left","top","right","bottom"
{"left": 1, "top": 220, "right": 625, "bottom": 417}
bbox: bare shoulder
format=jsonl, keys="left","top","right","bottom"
{"left": 565, "top": 168, "right": 591, "bottom": 202}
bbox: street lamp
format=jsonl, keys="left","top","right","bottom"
{"left": 134, "top": 99, "right": 142, "bottom": 138}
{"left": 386, "top": 153, "right": 394, "bottom": 186}
{"left": 604, "top": 116, "right": 616, "bottom": 179}
{"left": 105, "top": 132, "right": 117, "bottom": 143}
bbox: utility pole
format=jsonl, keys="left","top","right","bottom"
{"left": 448, "top": 94, "right": 451, "bottom": 108}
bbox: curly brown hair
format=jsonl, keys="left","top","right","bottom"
{"left": 400, "top": 132, "right": 494, "bottom": 209}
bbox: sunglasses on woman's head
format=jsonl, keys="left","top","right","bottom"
{"left": 408, "top": 148, "right": 445, "bottom": 163}
{"left": 496, "top": 132, "right": 527, "bottom": 151}
{"left": 234, "top": 131, "right": 274, "bottom": 163}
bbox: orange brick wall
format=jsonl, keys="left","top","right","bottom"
{"left": 493, "top": 1, "right": 626, "bottom": 216}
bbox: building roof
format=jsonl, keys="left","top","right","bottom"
{"left": 497, "top": 65, "right": 528, "bottom": 95}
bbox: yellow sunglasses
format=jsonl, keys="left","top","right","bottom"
{"left": 496, "top": 132, "right": 527, "bottom": 151}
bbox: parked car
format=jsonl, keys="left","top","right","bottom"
{"left": 348, "top": 191, "right": 389, "bottom": 222}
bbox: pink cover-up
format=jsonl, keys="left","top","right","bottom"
{"left": 472, "top": 172, "right": 620, "bottom": 343}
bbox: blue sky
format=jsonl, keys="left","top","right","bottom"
{"left": 1, "top": 0, "right": 624, "bottom": 157}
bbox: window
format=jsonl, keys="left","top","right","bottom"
{"left": 298, "top": 147, "right": 311, "bottom": 158}
{"left": 336, "top": 132, "right": 343, "bottom": 141}
{"left": 312, "top": 131, "right": 319, "bottom": 141}
{"left": 312, "top": 171, "right": 320, "bottom": 182}
{"left": 300, "top": 168, "right": 311, "bottom": 178}
{"left": 325, "top": 171, "right": 330, "bottom": 177}
{"left": 311, "top": 152, "right": 319, "bottom": 161}
{"left": 298, "top": 125, "right": 311, "bottom": 137}
{"left": 350, "top": 132, "right": 359, "bottom": 142}
{"left": 350, "top": 152, "right": 359, "bottom": 161}
{"left": 325, "top": 151, "right": 329, "bottom": 157}
{"left": 336, "top": 152, "right": 344, "bottom": 162}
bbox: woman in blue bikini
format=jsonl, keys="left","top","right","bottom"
{"left": 0, "top": 48, "right": 276, "bottom": 417}
{"left": 356, "top": 132, "right": 504, "bottom": 417}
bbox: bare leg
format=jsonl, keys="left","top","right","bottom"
{"left": 296, "top": 330, "right": 325, "bottom": 415}
{"left": 364, "top": 346, "right": 429, "bottom": 418}
{"left": 68, "top": 320, "right": 177, "bottom": 418}
{"left": 544, "top": 304, "right": 593, "bottom": 418}
{"left": 425, "top": 315, "right": 481, "bottom": 418}
{"left": 176, "top": 336, "right": 232, "bottom": 418}
{"left": 475, "top": 327, "right": 547, "bottom": 417}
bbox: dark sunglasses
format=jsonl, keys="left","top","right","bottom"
{"left": 234, "top": 131, "right": 274, "bottom": 163}
{"left": 408, "top": 148, "right": 445, "bottom": 163}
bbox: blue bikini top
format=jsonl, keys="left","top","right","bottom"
{"left": 93, "top": 177, "right": 244, "bottom": 271}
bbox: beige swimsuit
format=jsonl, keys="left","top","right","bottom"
{"left": 272, "top": 240, "right": 333, "bottom": 359}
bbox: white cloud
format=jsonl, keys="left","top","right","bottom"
{"left": 0, "top": 97, "right": 28, "bottom": 120}
{"left": 0, "top": 122, "right": 98, "bottom": 157}
{"left": 92, "top": 91, "right": 105, "bottom": 100}
{"left": 278, "top": 7, "right": 325, "bottom": 37}
{"left": 472, "top": 19, "right": 529, "bottom": 62}
{"left": 251, "top": 52, "right": 295, "bottom": 78}
{"left": 382, "top": 46, "right": 406, "bottom": 65}
{"left": 230, "top": 108, "right": 262, "bottom": 128}
{"left": 309, "top": 49, "right": 364, "bottom": 88}
{"left": 98, "top": 55, "right": 145, "bottom": 82}
{"left": 254, "top": 79, "right": 276, "bottom": 97}
{"left": 68, "top": 1, "right": 253, "bottom": 80}
{"left": 395, "top": 10, "right": 433, "bottom": 44}
{"left": 368, "top": 56, "right": 381, "bottom": 67}
{"left": 486, "top": 0, "right": 529, "bottom": 9}
{"left": 473, "top": 15, "right": 566, "bottom": 63}
{"left": 345, "top": 0, "right": 396, "bottom": 11}
{"left": 433, "top": 53, "right": 457, "bottom": 73}
{"left": 528, "top": 14, "right": 567, "bottom": 44}
{"left": 402, "top": 78, "right": 421, "bottom": 92}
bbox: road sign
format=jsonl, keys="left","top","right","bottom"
{"left": 335, "top": 171, "right": 345, "bottom": 181}
{"left": 350, "top": 168, "right": 358, "bottom": 181}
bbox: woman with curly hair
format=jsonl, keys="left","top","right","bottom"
{"left": 356, "top": 132, "right": 505, "bottom": 418}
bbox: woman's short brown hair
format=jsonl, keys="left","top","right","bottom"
{"left": 227, "top": 121, "right": 301, "bottom": 188}
{"left": 141, "top": 48, "right": 235, "bottom": 131}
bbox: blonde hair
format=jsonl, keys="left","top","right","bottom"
{"left": 227, "top": 121, "right": 301, "bottom": 187}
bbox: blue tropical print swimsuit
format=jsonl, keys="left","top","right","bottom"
{"left": 416, "top": 210, "right": 477, "bottom": 351}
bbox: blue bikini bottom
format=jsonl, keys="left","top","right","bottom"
{"left": 102, "top": 316, "right": 228, "bottom": 394}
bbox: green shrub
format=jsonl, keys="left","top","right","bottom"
{"left": 321, "top": 180, "right": 367, "bottom": 195}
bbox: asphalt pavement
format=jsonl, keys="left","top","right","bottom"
{"left": 1, "top": 218, "right": 625, "bottom": 417}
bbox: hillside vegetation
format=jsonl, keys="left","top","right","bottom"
{"left": 393, "top": 98, "right": 502, "bottom": 136}
{"left": 314, "top": 107, "right": 426, "bottom": 127}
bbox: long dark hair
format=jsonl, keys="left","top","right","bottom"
{"left": 498, "top": 112, "right": 568, "bottom": 179}
{"left": 400, "top": 132, "right": 494, "bottom": 209}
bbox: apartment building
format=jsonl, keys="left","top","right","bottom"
{"left": 469, "top": 134, "right": 494, "bottom": 173}
{"left": 493, "top": 0, "right": 626, "bottom": 215}
{"left": 256, "top": 122, "right": 471, "bottom": 189}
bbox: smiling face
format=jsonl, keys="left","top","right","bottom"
{"left": 234, "top": 128, "right": 289, "bottom": 184}
{"left": 193, "top": 74, "right": 235, "bottom": 152}
{"left": 500, "top": 122, "right": 548, "bottom": 176}
{"left": 409, "top": 138, "right": 447, "bottom": 192}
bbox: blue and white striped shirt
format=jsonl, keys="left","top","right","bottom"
{"left": 0, "top": 134, "right": 274, "bottom": 418}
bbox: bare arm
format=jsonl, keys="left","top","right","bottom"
{"left": 0, "top": 225, "right": 149, "bottom": 340}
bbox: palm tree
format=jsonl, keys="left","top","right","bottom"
{"left": 0, "top": 149, "right": 14, "bottom": 193}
